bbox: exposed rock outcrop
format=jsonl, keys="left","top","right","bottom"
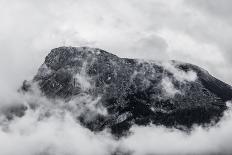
{"left": 21, "top": 46, "right": 232, "bottom": 135}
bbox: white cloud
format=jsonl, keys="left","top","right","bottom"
{"left": 161, "top": 61, "right": 197, "bottom": 82}
{"left": 0, "top": 0, "right": 232, "bottom": 87}
{"left": 0, "top": 0, "right": 232, "bottom": 154}
{"left": 161, "top": 77, "right": 181, "bottom": 97}
{"left": 0, "top": 95, "right": 232, "bottom": 155}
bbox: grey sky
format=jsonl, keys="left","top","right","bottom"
{"left": 0, "top": 0, "right": 231, "bottom": 89}
{"left": 0, "top": 1, "right": 232, "bottom": 154}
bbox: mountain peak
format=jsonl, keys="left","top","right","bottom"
{"left": 21, "top": 46, "right": 232, "bottom": 135}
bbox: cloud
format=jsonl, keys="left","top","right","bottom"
{"left": 121, "top": 101, "right": 232, "bottom": 155}
{"left": 186, "top": 0, "right": 232, "bottom": 22}
{"left": 161, "top": 77, "right": 181, "bottom": 97}
{"left": 0, "top": 92, "right": 232, "bottom": 155}
{"left": 0, "top": 0, "right": 232, "bottom": 86}
{"left": 161, "top": 61, "right": 197, "bottom": 82}
{"left": 132, "top": 34, "right": 168, "bottom": 60}
{"left": 0, "top": 0, "right": 232, "bottom": 154}
{"left": 0, "top": 110, "right": 117, "bottom": 155}
{"left": 183, "top": 0, "right": 232, "bottom": 84}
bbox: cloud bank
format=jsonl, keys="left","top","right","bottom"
{"left": 0, "top": 89, "right": 232, "bottom": 155}
{"left": 1, "top": 0, "right": 232, "bottom": 154}
{"left": 0, "top": 0, "right": 232, "bottom": 88}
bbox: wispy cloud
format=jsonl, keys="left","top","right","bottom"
{"left": 0, "top": 0, "right": 232, "bottom": 154}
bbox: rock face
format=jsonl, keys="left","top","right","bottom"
{"left": 22, "top": 46, "right": 232, "bottom": 135}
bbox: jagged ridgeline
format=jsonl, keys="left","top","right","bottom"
{"left": 21, "top": 46, "right": 232, "bottom": 135}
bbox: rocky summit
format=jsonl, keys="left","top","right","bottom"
{"left": 21, "top": 46, "right": 232, "bottom": 135}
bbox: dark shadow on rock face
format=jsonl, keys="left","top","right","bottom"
{"left": 20, "top": 46, "right": 232, "bottom": 136}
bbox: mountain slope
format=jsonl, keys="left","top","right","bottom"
{"left": 21, "top": 46, "right": 232, "bottom": 135}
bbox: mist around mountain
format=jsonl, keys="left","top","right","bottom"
{"left": 0, "top": 47, "right": 232, "bottom": 155}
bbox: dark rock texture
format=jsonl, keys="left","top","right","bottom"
{"left": 22, "top": 46, "right": 232, "bottom": 135}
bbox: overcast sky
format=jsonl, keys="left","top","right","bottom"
{"left": 0, "top": 0, "right": 232, "bottom": 91}
{"left": 1, "top": 1, "right": 232, "bottom": 154}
